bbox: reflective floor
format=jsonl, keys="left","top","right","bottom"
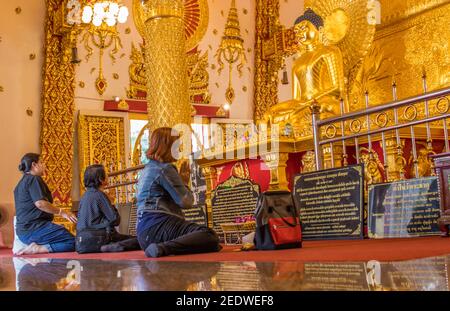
{"left": 0, "top": 255, "right": 449, "bottom": 291}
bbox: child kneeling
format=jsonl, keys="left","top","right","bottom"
{"left": 76, "top": 165, "right": 140, "bottom": 253}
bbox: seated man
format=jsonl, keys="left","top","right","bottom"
{"left": 76, "top": 164, "right": 140, "bottom": 253}
{"left": 14, "top": 153, "right": 77, "bottom": 255}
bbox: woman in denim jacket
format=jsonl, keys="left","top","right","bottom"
{"left": 136, "top": 127, "right": 221, "bottom": 257}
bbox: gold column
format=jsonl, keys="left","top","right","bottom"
{"left": 201, "top": 166, "right": 217, "bottom": 228}
{"left": 254, "top": 0, "right": 282, "bottom": 122}
{"left": 263, "top": 152, "right": 289, "bottom": 191}
{"left": 40, "top": 0, "right": 77, "bottom": 231}
{"left": 140, "top": 0, "right": 191, "bottom": 130}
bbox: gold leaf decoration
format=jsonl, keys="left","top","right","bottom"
{"left": 79, "top": 81, "right": 85, "bottom": 88}
{"left": 213, "top": 29, "right": 218, "bottom": 35}
{"left": 242, "top": 86, "right": 247, "bottom": 92}
{"left": 29, "top": 53, "right": 36, "bottom": 60}
{"left": 113, "top": 73, "right": 119, "bottom": 79}
{"left": 15, "top": 7, "right": 21, "bottom": 14}
{"left": 243, "top": 9, "right": 248, "bottom": 15}
{"left": 125, "top": 28, "right": 131, "bottom": 34}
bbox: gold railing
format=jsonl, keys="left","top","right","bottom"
{"left": 312, "top": 81, "right": 450, "bottom": 182}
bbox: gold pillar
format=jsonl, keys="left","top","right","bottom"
{"left": 140, "top": 0, "right": 191, "bottom": 130}
{"left": 263, "top": 152, "right": 289, "bottom": 191}
{"left": 201, "top": 166, "right": 217, "bottom": 228}
{"left": 40, "top": 0, "right": 78, "bottom": 232}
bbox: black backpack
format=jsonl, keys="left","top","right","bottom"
{"left": 254, "top": 190, "right": 302, "bottom": 250}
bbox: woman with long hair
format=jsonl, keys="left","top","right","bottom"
{"left": 13, "top": 153, "right": 77, "bottom": 255}
{"left": 136, "top": 127, "right": 221, "bottom": 257}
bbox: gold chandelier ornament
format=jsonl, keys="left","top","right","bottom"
{"left": 215, "top": 0, "right": 247, "bottom": 107}
{"left": 79, "top": 1, "right": 127, "bottom": 95}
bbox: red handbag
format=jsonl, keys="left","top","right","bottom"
{"left": 254, "top": 191, "right": 302, "bottom": 250}
{"left": 269, "top": 216, "right": 302, "bottom": 245}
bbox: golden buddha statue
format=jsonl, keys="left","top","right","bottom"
{"left": 263, "top": 9, "right": 345, "bottom": 128}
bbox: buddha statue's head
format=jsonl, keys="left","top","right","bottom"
{"left": 294, "top": 8, "right": 324, "bottom": 46}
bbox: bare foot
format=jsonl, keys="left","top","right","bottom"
{"left": 16, "top": 242, "right": 49, "bottom": 255}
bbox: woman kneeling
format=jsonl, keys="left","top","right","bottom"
{"left": 76, "top": 164, "right": 140, "bottom": 253}
{"left": 136, "top": 127, "right": 221, "bottom": 258}
{"left": 14, "top": 153, "right": 77, "bottom": 255}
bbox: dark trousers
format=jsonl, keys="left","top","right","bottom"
{"left": 137, "top": 213, "right": 220, "bottom": 256}
{"left": 18, "top": 222, "right": 75, "bottom": 253}
{"left": 107, "top": 231, "right": 140, "bottom": 251}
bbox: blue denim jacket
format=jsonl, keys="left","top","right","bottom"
{"left": 136, "top": 160, "right": 193, "bottom": 220}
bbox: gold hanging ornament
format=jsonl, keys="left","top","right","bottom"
{"left": 215, "top": 0, "right": 246, "bottom": 108}
{"left": 80, "top": 1, "right": 125, "bottom": 95}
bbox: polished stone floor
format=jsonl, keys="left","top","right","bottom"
{"left": 0, "top": 255, "right": 449, "bottom": 291}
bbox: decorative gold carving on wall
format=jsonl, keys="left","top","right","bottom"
{"left": 254, "top": 0, "right": 282, "bottom": 121}
{"left": 78, "top": 114, "right": 126, "bottom": 193}
{"left": 127, "top": 43, "right": 147, "bottom": 99}
{"left": 215, "top": 0, "right": 247, "bottom": 106}
{"left": 127, "top": 43, "right": 211, "bottom": 104}
{"left": 187, "top": 50, "right": 211, "bottom": 104}
{"left": 80, "top": 23, "right": 123, "bottom": 95}
{"left": 40, "top": 0, "right": 77, "bottom": 228}
{"left": 350, "top": 1, "right": 450, "bottom": 109}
